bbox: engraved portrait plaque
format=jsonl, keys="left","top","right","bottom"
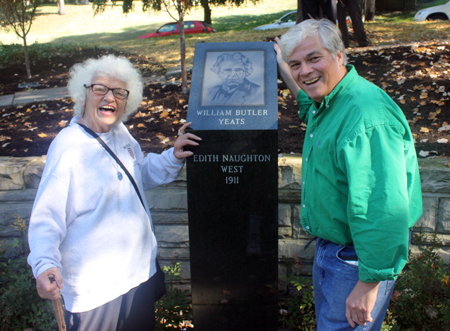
{"left": 186, "top": 42, "right": 278, "bottom": 331}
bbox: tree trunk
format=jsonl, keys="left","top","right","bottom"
{"left": 364, "top": 0, "right": 375, "bottom": 21}
{"left": 296, "top": 0, "right": 303, "bottom": 23}
{"left": 178, "top": 10, "right": 188, "bottom": 94}
{"left": 23, "top": 35, "right": 32, "bottom": 79}
{"left": 58, "top": 0, "right": 66, "bottom": 15}
{"left": 201, "top": 0, "right": 212, "bottom": 24}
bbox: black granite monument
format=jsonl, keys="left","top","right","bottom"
{"left": 186, "top": 42, "right": 278, "bottom": 331}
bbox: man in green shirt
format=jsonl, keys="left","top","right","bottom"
{"left": 275, "top": 19, "right": 422, "bottom": 330}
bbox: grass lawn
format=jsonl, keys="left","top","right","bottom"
{"left": 1, "top": 0, "right": 449, "bottom": 68}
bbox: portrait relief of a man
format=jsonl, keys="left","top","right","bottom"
{"left": 202, "top": 51, "right": 265, "bottom": 106}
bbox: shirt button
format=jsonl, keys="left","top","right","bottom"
{"left": 306, "top": 226, "right": 310, "bottom": 230}
{"left": 326, "top": 105, "right": 330, "bottom": 108}
{"left": 312, "top": 111, "right": 316, "bottom": 114}
{"left": 303, "top": 204, "right": 306, "bottom": 208}
{"left": 305, "top": 158, "right": 308, "bottom": 161}
{"left": 310, "top": 134, "right": 313, "bottom": 138}
{"left": 303, "top": 181, "right": 305, "bottom": 185}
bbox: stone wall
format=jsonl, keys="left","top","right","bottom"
{"left": 0, "top": 155, "right": 449, "bottom": 288}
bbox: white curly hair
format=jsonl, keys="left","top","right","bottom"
{"left": 67, "top": 54, "right": 143, "bottom": 123}
{"left": 278, "top": 18, "right": 347, "bottom": 65}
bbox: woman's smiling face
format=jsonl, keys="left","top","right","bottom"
{"left": 83, "top": 75, "right": 127, "bottom": 133}
{"left": 287, "top": 35, "right": 347, "bottom": 103}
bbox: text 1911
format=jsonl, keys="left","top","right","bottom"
{"left": 226, "top": 176, "right": 239, "bottom": 184}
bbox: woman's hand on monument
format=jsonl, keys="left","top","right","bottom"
{"left": 174, "top": 122, "right": 202, "bottom": 159}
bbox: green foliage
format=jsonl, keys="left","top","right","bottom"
{"left": 0, "top": 0, "right": 41, "bottom": 38}
{"left": 155, "top": 262, "right": 193, "bottom": 330}
{"left": 278, "top": 256, "right": 316, "bottom": 330}
{"left": 0, "top": 42, "right": 103, "bottom": 68}
{"left": 387, "top": 230, "right": 450, "bottom": 331}
{"left": 0, "top": 215, "right": 57, "bottom": 331}
{"left": 419, "top": 0, "right": 449, "bottom": 9}
{"left": 381, "top": 309, "right": 398, "bottom": 330}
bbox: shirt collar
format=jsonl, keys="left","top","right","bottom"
{"left": 319, "top": 64, "right": 357, "bottom": 108}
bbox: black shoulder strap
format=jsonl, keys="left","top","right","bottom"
{"left": 77, "top": 123, "right": 146, "bottom": 211}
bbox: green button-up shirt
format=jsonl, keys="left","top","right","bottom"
{"left": 298, "top": 65, "right": 423, "bottom": 283}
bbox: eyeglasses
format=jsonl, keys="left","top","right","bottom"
{"left": 84, "top": 84, "right": 130, "bottom": 100}
{"left": 220, "top": 68, "right": 245, "bottom": 76}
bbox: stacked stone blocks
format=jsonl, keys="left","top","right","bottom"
{"left": 0, "top": 155, "right": 449, "bottom": 288}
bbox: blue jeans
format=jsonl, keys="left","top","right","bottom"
{"left": 313, "top": 238, "right": 395, "bottom": 330}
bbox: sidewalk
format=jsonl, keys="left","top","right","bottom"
{"left": 0, "top": 66, "right": 191, "bottom": 109}
{"left": 0, "top": 87, "right": 71, "bottom": 108}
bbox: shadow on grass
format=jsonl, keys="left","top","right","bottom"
{"left": 49, "top": 22, "right": 161, "bottom": 44}
{"left": 47, "top": 8, "right": 296, "bottom": 44}
{"left": 212, "top": 9, "right": 297, "bottom": 32}
{"left": 374, "top": 10, "right": 417, "bottom": 23}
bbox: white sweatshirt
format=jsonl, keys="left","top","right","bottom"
{"left": 27, "top": 116, "right": 184, "bottom": 312}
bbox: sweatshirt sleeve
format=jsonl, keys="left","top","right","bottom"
{"left": 138, "top": 148, "right": 184, "bottom": 191}
{"left": 338, "top": 123, "right": 411, "bottom": 283}
{"left": 27, "top": 173, "right": 69, "bottom": 279}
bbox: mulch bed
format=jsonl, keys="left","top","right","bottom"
{"left": 0, "top": 42, "right": 449, "bottom": 158}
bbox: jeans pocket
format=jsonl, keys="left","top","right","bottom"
{"left": 336, "top": 245, "right": 359, "bottom": 268}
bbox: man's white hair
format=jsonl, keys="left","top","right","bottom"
{"left": 67, "top": 54, "right": 143, "bottom": 123}
{"left": 278, "top": 19, "right": 347, "bottom": 65}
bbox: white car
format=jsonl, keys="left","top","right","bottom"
{"left": 414, "top": 1, "right": 450, "bottom": 21}
{"left": 253, "top": 11, "right": 297, "bottom": 30}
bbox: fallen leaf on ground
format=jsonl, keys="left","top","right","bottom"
{"left": 160, "top": 111, "right": 169, "bottom": 118}
{"left": 155, "top": 133, "right": 166, "bottom": 140}
{"left": 38, "top": 133, "right": 47, "bottom": 138}
{"left": 419, "top": 150, "right": 430, "bottom": 157}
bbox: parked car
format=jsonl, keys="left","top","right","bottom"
{"left": 414, "top": 1, "right": 450, "bottom": 21}
{"left": 253, "top": 11, "right": 297, "bottom": 30}
{"left": 137, "top": 21, "right": 216, "bottom": 39}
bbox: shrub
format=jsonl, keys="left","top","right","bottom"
{"left": 278, "top": 255, "right": 316, "bottom": 330}
{"left": 387, "top": 229, "right": 450, "bottom": 330}
{"left": 155, "top": 262, "right": 193, "bottom": 330}
{"left": 0, "top": 42, "right": 104, "bottom": 68}
{"left": 0, "top": 215, "right": 57, "bottom": 331}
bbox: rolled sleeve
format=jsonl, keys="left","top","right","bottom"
{"left": 338, "top": 123, "right": 411, "bottom": 282}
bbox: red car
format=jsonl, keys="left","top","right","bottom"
{"left": 137, "top": 21, "right": 216, "bottom": 39}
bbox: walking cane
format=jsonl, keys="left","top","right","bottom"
{"left": 48, "top": 274, "right": 67, "bottom": 331}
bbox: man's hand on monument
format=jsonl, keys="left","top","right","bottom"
{"left": 174, "top": 122, "right": 202, "bottom": 159}
{"left": 273, "top": 37, "right": 300, "bottom": 98}
{"left": 274, "top": 37, "right": 290, "bottom": 72}
{"left": 36, "top": 267, "right": 64, "bottom": 301}
{"left": 345, "top": 280, "right": 380, "bottom": 327}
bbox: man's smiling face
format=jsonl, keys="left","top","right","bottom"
{"left": 288, "top": 35, "right": 347, "bottom": 103}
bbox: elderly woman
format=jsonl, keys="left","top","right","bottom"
{"left": 27, "top": 55, "right": 200, "bottom": 330}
